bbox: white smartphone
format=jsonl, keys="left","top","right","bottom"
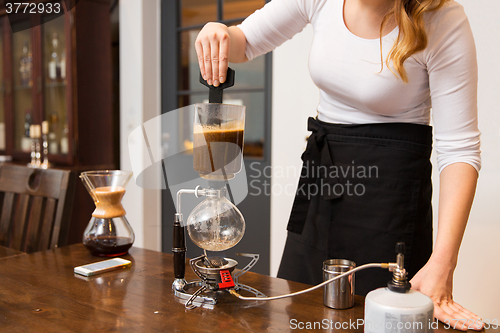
{"left": 74, "top": 258, "right": 132, "bottom": 277}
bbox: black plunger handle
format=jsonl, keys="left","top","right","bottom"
{"left": 199, "top": 68, "right": 235, "bottom": 103}
{"left": 173, "top": 220, "right": 186, "bottom": 279}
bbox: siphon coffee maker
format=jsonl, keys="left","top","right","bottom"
{"left": 169, "top": 71, "right": 430, "bottom": 316}
{"left": 80, "top": 170, "right": 135, "bottom": 257}
{"left": 172, "top": 69, "right": 265, "bottom": 309}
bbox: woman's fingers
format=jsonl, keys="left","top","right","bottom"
{"left": 447, "top": 301, "right": 484, "bottom": 330}
{"left": 434, "top": 304, "right": 469, "bottom": 331}
{"left": 210, "top": 34, "right": 220, "bottom": 86}
{"left": 194, "top": 23, "right": 230, "bottom": 86}
{"left": 448, "top": 301, "right": 480, "bottom": 320}
{"left": 201, "top": 39, "right": 213, "bottom": 85}
{"left": 218, "top": 33, "right": 230, "bottom": 84}
{"left": 195, "top": 40, "right": 206, "bottom": 80}
{"left": 434, "top": 300, "right": 484, "bottom": 331}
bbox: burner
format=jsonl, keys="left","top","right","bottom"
{"left": 173, "top": 252, "right": 266, "bottom": 309}
{"left": 192, "top": 256, "right": 238, "bottom": 291}
{"left": 203, "top": 256, "right": 228, "bottom": 268}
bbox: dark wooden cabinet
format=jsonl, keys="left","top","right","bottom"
{"left": 0, "top": 0, "right": 117, "bottom": 244}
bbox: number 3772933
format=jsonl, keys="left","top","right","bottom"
{"left": 6, "top": 2, "right": 61, "bottom": 14}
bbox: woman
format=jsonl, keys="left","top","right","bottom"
{"left": 195, "top": 0, "right": 483, "bottom": 329}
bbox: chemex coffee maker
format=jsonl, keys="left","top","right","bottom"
{"left": 172, "top": 68, "right": 265, "bottom": 309}
{"left": 80, "top": 170, "right": 135, "bottom": 257}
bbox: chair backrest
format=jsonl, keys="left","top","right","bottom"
{"left": 0, "top": 164, "right": 76, "bottom": 253}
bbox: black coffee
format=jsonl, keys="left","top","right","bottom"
{"left": 84, "top": 236, "right": 133, "bottom": 257}
{"left": 193, "top": 129, "right": 244, "bottom": 178}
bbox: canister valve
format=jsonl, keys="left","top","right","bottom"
{"left": 387, "top": 242, "right": 412, "bottom": 293}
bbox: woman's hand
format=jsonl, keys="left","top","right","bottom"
{"left": 195, "top": 22, "right": 230, "bottom": 87}
{"left": 195, "top": 23, "right": 248, "bottom": 87}
{"left": 410, "top": 257, "right": 484, "bottom": 331}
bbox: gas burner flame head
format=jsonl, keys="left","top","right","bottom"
{"left": 203, "top": 256, "right": 228, "bottom": 268}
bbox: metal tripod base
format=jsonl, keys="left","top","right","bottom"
{"left": 173, "top": 280, "right": 217, "bottom": 309}
{"left": 173, "top": 253, "right": 266, "bottom": 309}
{"left": 173, "top": 280, "right": 267, "bottom": 309}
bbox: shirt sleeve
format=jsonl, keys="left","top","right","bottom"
{"left": 424, "top": 2, "right": 481, "bottom": 173}
{"left": 237, "top": 0, "right": 321, "bottom": 61}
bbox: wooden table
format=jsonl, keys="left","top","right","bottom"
{"left": 0, "top": 244, "right": 497, "bottom": 332}
{"left": 0, "top": 245, "right": 25, "bottom": 259}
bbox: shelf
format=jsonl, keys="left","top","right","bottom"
{"left": 13, "top": 82, "right": 67, "bottom": 90}
{"left": 14, "top": 85, "right": 33, "bottom": 90}
{"left": 45, "top": 81, "right": 67, "bottom": 88}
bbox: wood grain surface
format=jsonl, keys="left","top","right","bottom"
{"left": 0, "top": 245, "right": 25, "bottom": 259}
{"left": 0, "top": 244, "right": 496, "bottom": 333}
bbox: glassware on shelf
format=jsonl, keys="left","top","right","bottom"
{"left": 48, "top": 33, "right": 61, "bottom": 82}
{"left": 48, "top": 132, "right": 58, "bottom": 154}
{"left": 60, "top": 123, "right": 69, "bottom": 154}
{"left": 0, "top": 123, "right": 5, "bottom": 151}
{"left": 43, "top": 16, "right": 67, "bottom": 158}
{"left": 34, "top": 125, "right": 41, "bottom": 167}
{"left": 21, "top": 110, "right": 33, "bottom": 152}
{"left": 19, "top": 41, "right": 33, "bottom": 87}
{"left": 24, "top": 110, "right": 32, "bottom": 137}
{"left": 80, "top": 170, "right": 135, "bottom": 257}
{"left": 60, "top": 51, "right": 66, "bottom": 80}
{"left": 28, "top": 124, "right": 41, "bottom": 168}
{"left": 41, "top": 121, "right": 51, "bottom": 169}
{"left": 19, "top": 43, "right": 26, "bottom": 85}
{"left": 29, "top": 125, "right": 36, "bottom": 166}
{"left": 13, "top": 25, "right": 34, "bottom": 152}
{"left": 48, "top": 112, "right": 59, "bottom": 154}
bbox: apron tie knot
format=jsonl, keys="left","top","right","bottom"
{"left": 304, "top": 117, "right": 342, "bottom": 200}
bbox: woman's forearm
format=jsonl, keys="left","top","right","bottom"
{"left": 432, "top": 163, "right": 478, "bottom": 267}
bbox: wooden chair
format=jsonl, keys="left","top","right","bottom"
{"left": 0, "top": 164, "right": 76, "bottom": 253}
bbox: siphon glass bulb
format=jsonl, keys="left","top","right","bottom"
{"left": 186, "top": 195, "right": 245, "bottom": 252}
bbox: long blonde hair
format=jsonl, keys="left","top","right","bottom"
{"left": 381, "top": 0, "right": 449, "bottom": 82}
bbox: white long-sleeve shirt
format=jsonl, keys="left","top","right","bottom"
{"left": 238, "top": 0, "right": 481, "bottom": 172}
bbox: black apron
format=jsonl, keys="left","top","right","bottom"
{"left": 277, "top": 117, "right": 433, "bottom": 296}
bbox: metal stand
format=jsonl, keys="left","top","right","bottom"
{"left": 172, "top": 187, "right": 266, "bottom": 309}
{"left": 173, "top": 253, "right": 266, "bottom": 309}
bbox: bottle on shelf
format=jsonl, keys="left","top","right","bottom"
{"left": 34, "top": 125, "right": 42, "bottom": 167}
{"left": 19, "top": 43, "right": 26, "bottom": 86}
{"left": 41, "top": 121, "right": 51, "bottom": 169}
{"left": 0, "top": 122, "right": 5, "bottom": 151}
{"left": 60, "top": 123, "right": 69, "bottom": 155}
{"left": 21, "top": 110, "right": 33, "bottom": 152}
{"left": 27, "top": 44, "right": 33, "bottom": 86}
{"left": 48, "top": 33, "right": 60, "bottom": 82}
{"left": 28, "top": 124, "right": 42, "bottom": 168}
{"left": 19, "top": 41, "right": 33, "bottom": 87}
{"left": 48, "top": 112, "right": 59, "bottom": 154}
{"left": 24, "top": 110, "right": 32, "bottom": 137}
{"left": 60, "top": 51, "right": 66, "bottom": 80}
{"left": 28, "top": 125, "right": 41, "bottom": 167}
{"left": 29, "top": 125, "right": 36, "bottom": 167}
